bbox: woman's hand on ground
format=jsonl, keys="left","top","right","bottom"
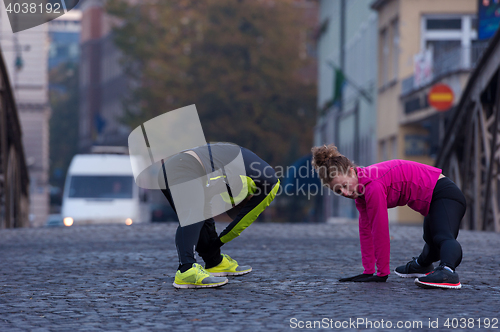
{"left": 338, "top": 273, "right": 373, "bottom": 282}
{"left": 338, "top": 273, "right": 388, "bottom": 282}
{"left": 353, "top": 274, "right": 388, "bottom": 282}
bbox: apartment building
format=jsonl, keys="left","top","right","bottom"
{"left": 315, "top": 0, "right": 378, "bottom": 221}
{"left": 371, "top": 0, "right": 481, "bottom": 223}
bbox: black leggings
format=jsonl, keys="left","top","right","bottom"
{"left": 159, "top": 153, "right": 223, "bottom": 270}
{"left": 417, "top": 177, "right": 466, "bottom": 270}
{"left": 160, "top": 148, "right": 278, "bottom": 270}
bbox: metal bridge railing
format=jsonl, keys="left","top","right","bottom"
{"left": 0, "top": 48, "right": 30, "bottom": 228}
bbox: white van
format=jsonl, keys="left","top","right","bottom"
{"left": 61, "top": 154, "right": 149, "bottom": 226}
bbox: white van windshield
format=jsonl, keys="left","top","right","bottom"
{"left": 68, "top": 176, "right": 134, "bottom": 199}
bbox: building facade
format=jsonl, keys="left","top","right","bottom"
{"left": 48, "top": 9, "right": 81, "bottom": 70}
{"left": 315, "top": 0, "right": 378, "bottom": 221}
{"left": 79, "top": 0, "right": 130, "bottom": 153}
{"left": 372, "top": 0, "right": 482, "bottom": 223}
{"left": 0, "top": 3, "right": 51, "bottom": 227}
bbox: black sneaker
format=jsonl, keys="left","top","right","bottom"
{"left": 394, "top": 257, "right": 434, "bottom": 278}
{"left": 415, "top": 265, "right": 461, "bottom": 289}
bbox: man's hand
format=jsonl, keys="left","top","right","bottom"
{"left": 339, "top": 273, "right": 388, "bottom": 282}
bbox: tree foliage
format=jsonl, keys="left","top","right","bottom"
{"left": 106, "top": 0, "right": 316, "bottom": 167}
{"left": 49, "top": 62, "right": 79, "bottom": 190}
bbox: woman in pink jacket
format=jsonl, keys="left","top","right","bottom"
{"left": 312, "top": 144, "right": 466, "bottom": 289}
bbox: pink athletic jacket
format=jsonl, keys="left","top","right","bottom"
{"left": 354, "top": 160, "right": 442, "bottom": 276}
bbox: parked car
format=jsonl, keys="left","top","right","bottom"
{"left": 45, "top": 214, "right": 64, "bottom": 227}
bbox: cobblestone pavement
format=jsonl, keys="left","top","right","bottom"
{"left": 0, "top": 222, "right": 499, "bottom": 331}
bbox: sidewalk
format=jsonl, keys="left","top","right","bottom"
{"left": 0, "top": 222, "right": 499, "bottom": 331}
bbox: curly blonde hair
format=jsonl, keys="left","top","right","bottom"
{"left": 311, "top": 144, "right": 356, "bottom": 184}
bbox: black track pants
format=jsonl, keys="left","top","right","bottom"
{"left": 417, "top": 177, "right": 466, "bottom": 270}
{"left": 159, "top": 153, "right": 223, "bottom": 269}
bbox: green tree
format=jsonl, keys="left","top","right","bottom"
{"left": 49, "top": 62, "right": 79, "bottom": 192}
{"left": 107, "top": 0, "right": 316, "bottom": 167}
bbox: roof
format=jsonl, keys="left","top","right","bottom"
{"left": 68, "top": 154, "right": 134, "bottom": 175}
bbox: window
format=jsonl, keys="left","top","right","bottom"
{"left": 68, "top": 176, "right": 134, "bottom": 199}
{"left": 380, "top": 29, "right": 389, "bottom": 86}
{"left": 426, "top": 40, "right": 461, "bottom": 54}
{"left": 392, "top": 20, "right": 399, "bottom": 81}
{"left": 68, "top": 43, "right": 79, "bottom": 58}
{"left": 421, "top": 15, "right": 478, "bottom": 68}
{"left": 380, "top": 139, "right": 388, "bottom": 161}
{"left": 471, "top": 17, "right": 478, "bottom": 34}
{"left": 380, "top": 19, "right": 399, "bottom": 87}
{"left": 390, "top": 136, "right": 398, "bottom": 159}
{"left": 426, "top": 18, "right": 462, "bottom": 30}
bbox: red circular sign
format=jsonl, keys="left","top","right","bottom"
{"left": 428, "top": 84, "right": 454, "bottom": 111}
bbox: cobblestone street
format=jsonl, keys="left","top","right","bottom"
{"left": 0, "top": 222, "right": 499, "bottom": 331}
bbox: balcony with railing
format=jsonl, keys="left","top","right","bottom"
{"left": 401, "top": 43, "right": 490, "bottom": 96}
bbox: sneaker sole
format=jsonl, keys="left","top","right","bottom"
{"left": 207, "top": 267, "right": 252, "bottom": 277}
{"left": 414, "top": 278, "right": 461, "bottom": 289}
{"left": 394, "top": 270, "right": 429, "bottom": 278}
{"left": 172, "top": 279, "right": 228, "bottom": 289}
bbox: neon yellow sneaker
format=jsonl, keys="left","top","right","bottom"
{"left": 204, "top": 254, "right": 252, "bottom": 277}
{"left": 173, "top": 263, "right": 228, "bottom": 289}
